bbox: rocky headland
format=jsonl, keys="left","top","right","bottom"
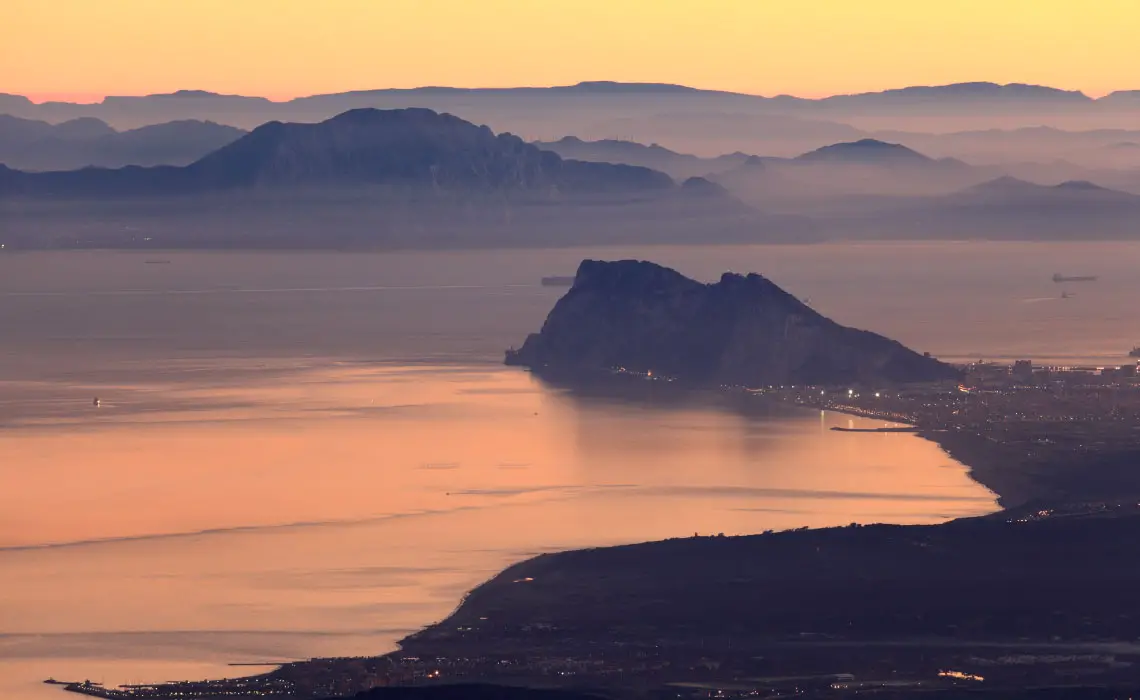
{"left": 506, "top": 259, "right": 959, "bottom": 388}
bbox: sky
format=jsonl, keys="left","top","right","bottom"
{"left": 2, "top": 0, "right": 1137, "bottom": 102}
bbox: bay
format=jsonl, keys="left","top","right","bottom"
{"left": 7, "top": 241, "right": 1134, "bottom": 698}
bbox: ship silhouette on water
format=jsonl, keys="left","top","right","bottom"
{"left": 1052, "top": 273, "right": 1098, "bottom": 283}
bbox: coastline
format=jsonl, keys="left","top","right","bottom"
{"left": 802, "top": 402, "right": 1024, "bottom": 510}
{"left": 732, "top": 395, "right": 1019, "bottom": 510}
{"left": 805, "top": 398, "right": 1140, "bottom": 512}
{"left": 52, "top": 381, "right": 1017, "bottom": 698}
{"left": 917, "top": 429, "right": 1035, "bottom": 511}
{"left": 754, "top": 397, "right": 1042, "bottom": 512}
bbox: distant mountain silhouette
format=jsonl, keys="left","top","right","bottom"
{"left": 533, "top": 136, "right": 750, "bottom": 178}
{"left": 299, "top": 81, "right": 723, "bottom": 98}
{"left": 0, "top": 115, "right": 114, "bottom": 142}
{"left": 49, "top": 117, "right": 117, "bottom": 139}
{"left": 0, "top": 108, "right": 676, "bottom": 197}
{"left": 552, "top": 81, "right": 714, "bottom": 94}
{"left": 0, "top": 115, "right": 245, "bottom": 170}
{"left": 952, "top": 176, "right": 1136, "bottom": 203}
{"left": 143, "top": 90, "right": 261, "bottom": 99}
{"left": 5, "top": 80, "right": 1136, "bottom": 135}
{"left": 711, "top": 139, "right": 981, "bottom": 210}
{"left": 1054, "top": 179, "right": 1117, "bottom": 192}
{"left": 0, "top": 108, "right": 815, "bottom": 250}
{"left": 823, "top": 82, "right": 1092, "bottom": 106}
{"left": 830, "top": 176, "right": 1140, "bottom": 240}
{"left": 506, "top": 259, "right": 959, "bottom": 386}
{"left": 578, "top": 112, "right": 864, "bottom": 158}
{"left": 679, "top": 176, "right": 730, "bottom": 197}
{"left": 1099, "top": 90, "right": 1140, "bottom": 105}
{"left": 869, "top": 125, "right": 1140, "bottom": 170}
{"left": 794, "top": 138, "right": 934, "bottom": 164}
{"left": 185, "top": 108, "right": 675, "bottom": 192}
{"left": 0, "top": 94, "right": 33, "bottom": 111}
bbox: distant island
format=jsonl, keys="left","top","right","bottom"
{"left": 506, "top": 259, "right": 958, "bottom": 387}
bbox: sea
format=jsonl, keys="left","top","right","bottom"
{"left": 2, "top": 242, "right": 1138, "bottom": 699}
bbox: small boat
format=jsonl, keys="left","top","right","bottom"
{"left": 540, "top": 276, "right": 575, "bottom": 287}
{"left": 93, "top": 397, "right": 101, "bottom": 407}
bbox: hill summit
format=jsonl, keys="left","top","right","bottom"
{"left": 506, "top": 260, "right": 958, "bottom": 387}
{"left": 795, "top": 138, "right": 932, "bottom": 164}
{"left": 181, "top": 108, "right": 675, "bottom": 192}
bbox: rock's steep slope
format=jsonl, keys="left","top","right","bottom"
{"left": 506, "top": 259, "right": 958, "bottom": 387}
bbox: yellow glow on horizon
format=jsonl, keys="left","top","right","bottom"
{"left": 2, "top": 0, "right": 1136, "bottom": 100}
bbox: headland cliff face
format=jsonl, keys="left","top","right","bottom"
{"left": 506, "top": 259, "right": 959, "bottom": 387}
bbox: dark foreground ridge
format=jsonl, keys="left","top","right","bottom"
{"left": 506, "top": 259, "right": 958, "bottom": 387}
{"left": 409, "top": 510, "right": 1140, "bottom": 654}
{"left": 339, "top": 686, "right": 604, "bottom": 700}
{"left": 76, "top": 508, "right": 1140, "bottom": 698}
{"left": 334, "top": 685, "right": 1140, "bottom": 700}
{"left": 384, "top": 509, "right": 1140, "bottom": 698}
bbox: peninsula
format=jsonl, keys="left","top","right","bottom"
{"left": 509, "top": 260, "right": 1140, "bottom": 509}
{"left": 505, "top": 259, "right": 958, "bottom": 387}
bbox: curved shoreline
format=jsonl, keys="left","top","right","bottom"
{"left": 53, "top": 390, "right": 1012, "bottom": 698}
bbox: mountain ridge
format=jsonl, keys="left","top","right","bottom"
{"left": 0, "top": 114, "right": 246, "bottom": 170}
{"left": 0, "top": 109, "right": 808, "bottom": 250}
{"left": 0, "top": 108, "right": 677, "bottom": 197}
{"left": 794, "top": 138, "right": 934, "bottom": 164}
{"left": 4, "top": 81, "right": 1139, "bottom": 133}
{"left": 5, "top": 80, "right": 1127, "bottom": 107}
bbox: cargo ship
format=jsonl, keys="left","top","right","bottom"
{"left": 1052, "top": 273, "right": 1097, "bottom": 283}
{"left": 1130, "top": 347, "right": 1140, "bottom": 358}
{"left": 540, "top": 276, "right": 575, "bottom": 287}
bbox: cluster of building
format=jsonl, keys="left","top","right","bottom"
{"left": 762, "top": 358, "right": 1140, "bottom": 430}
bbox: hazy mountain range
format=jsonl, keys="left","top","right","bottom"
{"left": 5, "top": 81, "right": 1140, "bottom": 136}
{"left": 879, "top": 126, "right": 1140, "bottom": 170}
{"left": 0, "top": 114, "right": 245, "bottom": 171}
{"left": 8, "top": 82, "right": 1140, "bottom": 172}
{"left": 850, "top": 176, "right": 1140, "bottom": 240}
{"left": 538, "top": 134, "right": 1140, "bottom": 199}
{"left": 533, "top": 136, "right": 753, "bottom": 179}
{"left": 0, "top": 108, "right": 677, "bottom": 197}
{"left": 532, "top": 135, "right": 1140, "bottom": 239}
{"left": 0, "top": 108, "right": 801, "bottom": 250}
{"left": 3, "top": 106, "right": 1140, "bottom": 250}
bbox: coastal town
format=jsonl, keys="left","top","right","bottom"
{"left": 758, "top": 357, "right": 1140, "bottom": 507}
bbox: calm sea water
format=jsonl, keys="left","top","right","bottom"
{"left": 2, "top": 242, "right": 1136, "bottom": 699}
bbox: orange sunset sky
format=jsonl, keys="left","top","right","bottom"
{"left": 2, "top": 0, "right": 1137, "bottom": 102}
